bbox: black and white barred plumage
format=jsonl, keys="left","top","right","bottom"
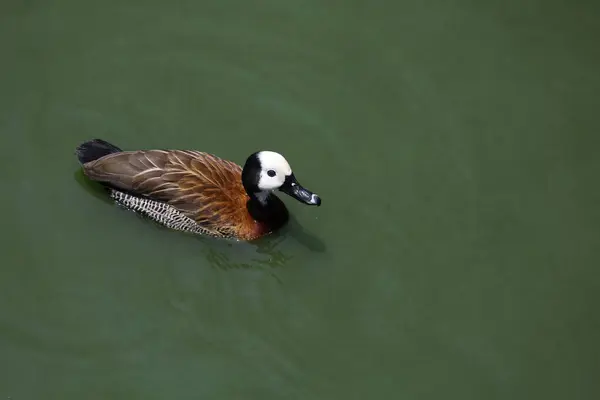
{"left": 109, "top": 189, "right": 229, "bottom": 238}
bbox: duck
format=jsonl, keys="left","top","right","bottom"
{"left": 75, "top": 139, "right": 321, "bottom": 240}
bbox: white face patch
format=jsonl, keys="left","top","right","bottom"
{"left": 256, "top": 151, "right": 292, "bottom": 192}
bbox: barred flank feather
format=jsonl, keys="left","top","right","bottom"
{"left": 110, "top": 190, "right": 231, "bottom": 238}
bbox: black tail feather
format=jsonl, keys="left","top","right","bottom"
{"left": 76, "top": 139, "right": 123, "bottom": 164}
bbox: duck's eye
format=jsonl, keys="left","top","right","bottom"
{"left": 267, "top": 170, "right": 276, "bottom": 177}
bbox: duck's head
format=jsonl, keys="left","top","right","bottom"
{"left": 242, "top": 151, "right": 321, "bottom": 207}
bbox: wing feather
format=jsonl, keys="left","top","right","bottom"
{"left": 83, "top": 150, "right": 249, "bottom": 233}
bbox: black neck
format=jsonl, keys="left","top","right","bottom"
{"left": 246, "top": 193, "right": 289, "bottom": 226}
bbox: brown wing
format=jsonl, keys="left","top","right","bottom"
{"left": 82, "top": 150, "right": 249, "bottom": 233}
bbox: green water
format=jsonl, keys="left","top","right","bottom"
{"left": 1, "top": 0, "right": 599, "bottom": 398}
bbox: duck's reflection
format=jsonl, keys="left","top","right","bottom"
{"left": 281, "top": 213, "right": 326, "bottom": 253}
{"left": 200, "top": 213, "right": 326, "bottom": 272}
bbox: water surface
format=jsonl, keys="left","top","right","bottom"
{"left": 1, "top": 0, "right": 599, "bottom": 399}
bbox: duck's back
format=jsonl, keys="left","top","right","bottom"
{"left": 77, "top": 140, "right": 262, "bottom": 239}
